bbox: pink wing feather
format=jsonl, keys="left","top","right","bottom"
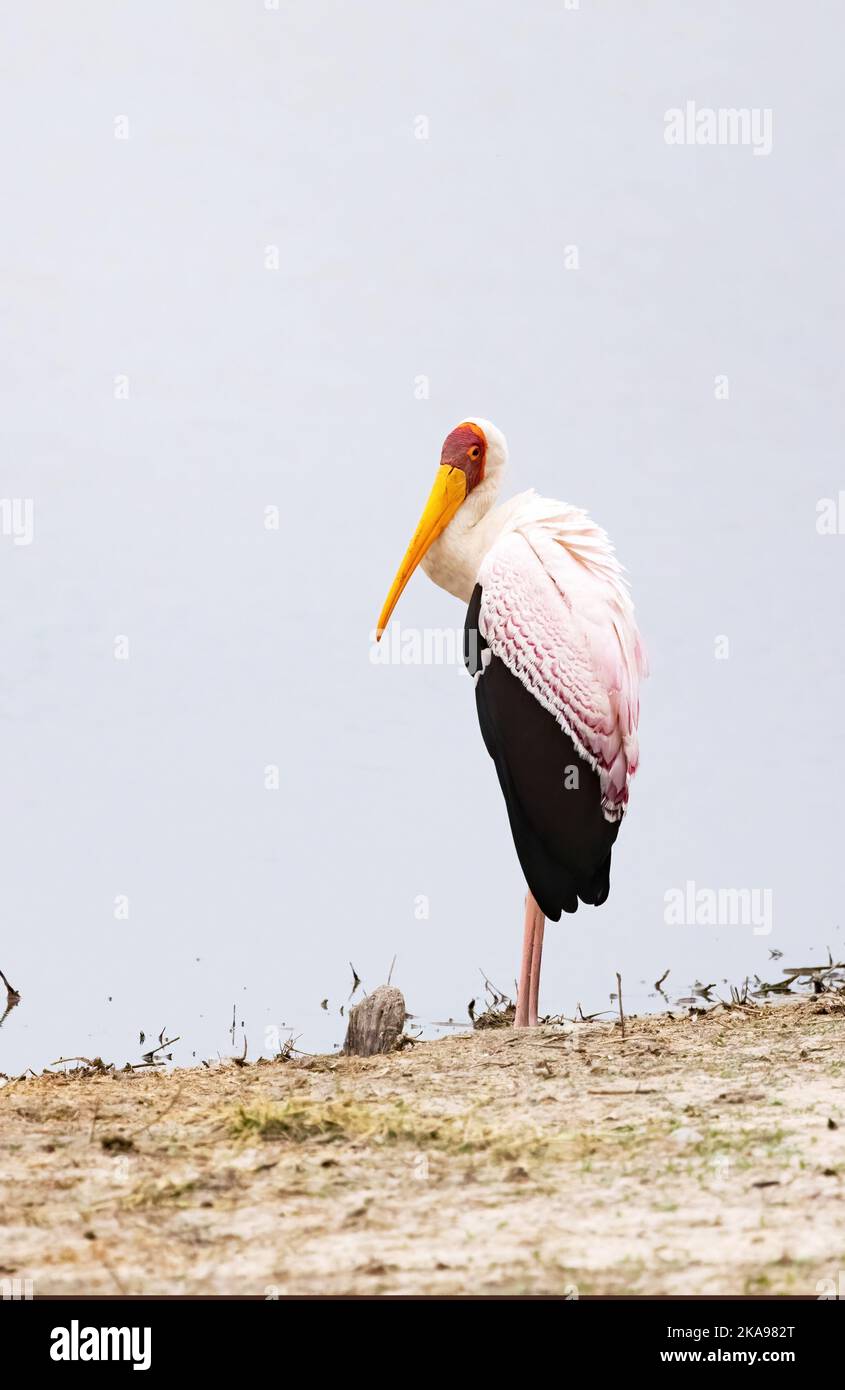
{"left": 476, "top": 497, "right": 647, "bottom": 822}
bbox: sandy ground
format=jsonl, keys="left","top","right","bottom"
{"left": 1, "top": 996, "right": 844, "bottom": 1297}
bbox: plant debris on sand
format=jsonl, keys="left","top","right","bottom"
{"left": 1, "top": 997, "right": 843, "bottom": 1295}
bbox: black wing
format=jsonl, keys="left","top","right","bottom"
{"left": 465, "top": 584, "right": 619, "bottom": 922}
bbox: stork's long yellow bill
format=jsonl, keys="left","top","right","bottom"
{"left": 376, "top": 464, "right": 467, "bottom": 639}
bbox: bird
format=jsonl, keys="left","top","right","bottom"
{"left": 376, "top": 419, "right": 646, "bottom": 1028}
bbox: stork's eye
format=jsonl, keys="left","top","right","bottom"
{"left": 468, "top": 445, "right": 481, "bottom": 461}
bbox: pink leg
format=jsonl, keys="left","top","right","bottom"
{"left": 528, "top": 907, "right": 545, "bottom": 1028}
{"left": 515, "top": 894, "right": 535, "bottom": 1028}
{"left": 515, "top": 891, "right": 545, "bottom": 1028}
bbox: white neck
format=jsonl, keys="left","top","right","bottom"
{"left": 420, "top": 485, "right": 528, "bottom": 603}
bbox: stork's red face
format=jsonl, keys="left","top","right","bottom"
{"left": 376, "top": 421, "right": 487, "bottom": 639}
{"left": 438, "top": 421, "right": 487, "bottom": 489}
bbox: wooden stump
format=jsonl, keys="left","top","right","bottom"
{"left": 342, "top": 985, "right": 406, "bottom": 1057}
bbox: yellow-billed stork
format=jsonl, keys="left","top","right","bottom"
{"left": 376, "top": 419, "right": 646, "bottom": 1027}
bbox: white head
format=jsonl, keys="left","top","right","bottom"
{"left": 462, "top": 416, "right": 508, "bottom": 480}
{"left": 376, "top": 418, "right": 509, "bottom": 636}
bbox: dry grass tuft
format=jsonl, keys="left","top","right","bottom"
{"left": 231, "top": 1095, "right": 553, "bottom": 1162}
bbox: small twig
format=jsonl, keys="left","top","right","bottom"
{"left": 50, "top": 1056, "right": 110, "bottom": 1071}
{"left": 0, "top": 969, "right": 20, "bottom": 1000}
{"left": 0, "top": 970, "right": 21, "bottom": 1030}
{"left": 141, "top": 1035, "right": 180, "bottom": 1065}
{"left": 616, "top": 972, "right": 626, "bottom": 1038}
{"left": 577, "top": 1003, "right": 611, "bottom": 1022}
{"left": 588, "top": 1087, "right": 658, "bottom": 1096}
{"left": 387, "top": 954, "right": 397, "bottom": 987}
{"left": 479, "top": 969, "right": 510, "bottom": 1003}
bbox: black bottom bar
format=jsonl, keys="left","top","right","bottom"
{"left": 7, "top": 1294, "right": 837, "bottom": 1374}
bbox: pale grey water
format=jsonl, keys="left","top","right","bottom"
{"left": 1, "top": 3, "right": 843, "bottom": 1074}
